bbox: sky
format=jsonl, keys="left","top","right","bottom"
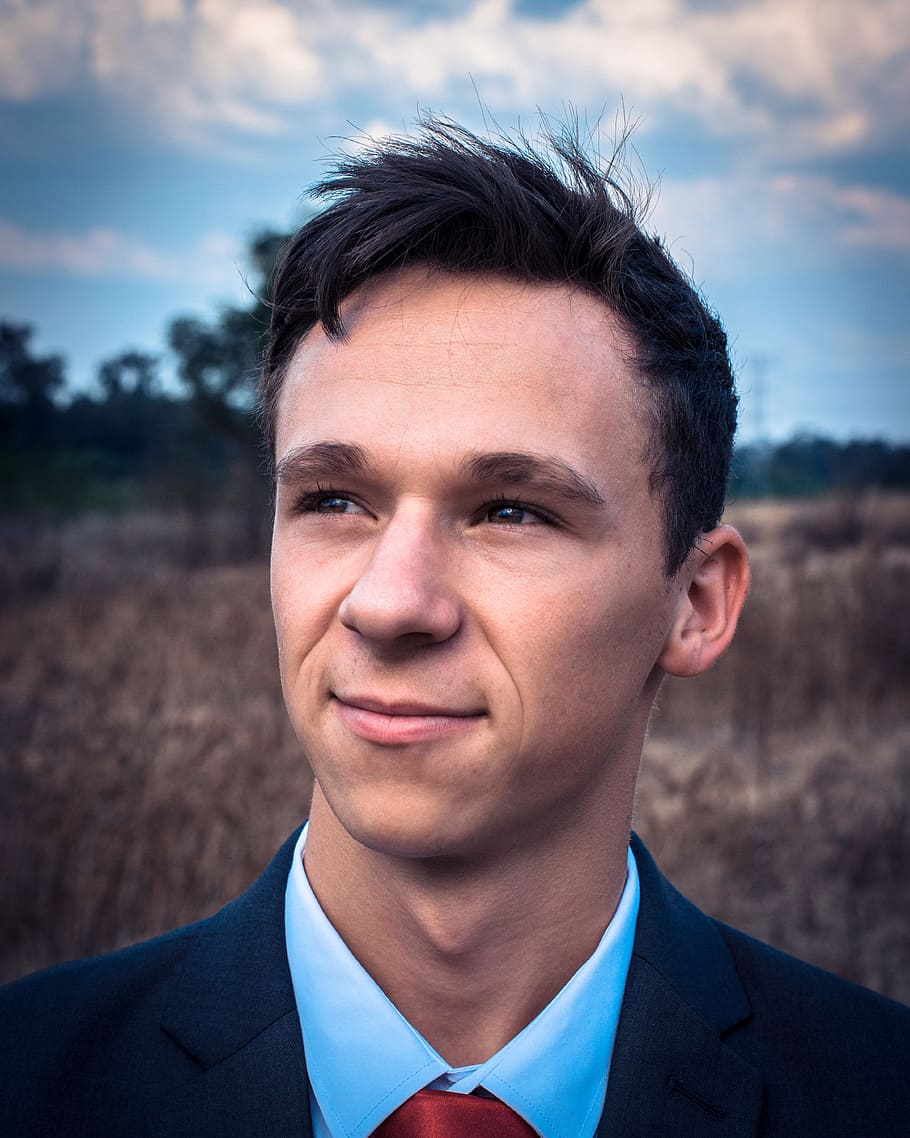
{"left": 1, "top": 0, "right": 908, "bottom": 443}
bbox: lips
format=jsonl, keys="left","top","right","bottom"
{"left": 335, "top": 693, "right": 480, "bottom": 717}
{"left": 331, "top": 693, "right": 485, "bottom": 745}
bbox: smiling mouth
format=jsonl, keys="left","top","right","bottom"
{"left": 331, "top": 694, "right": 485, "bottom": 745}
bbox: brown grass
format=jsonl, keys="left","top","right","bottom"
{"left": 2, "top": 494, "right": 908, "bottom": 1002}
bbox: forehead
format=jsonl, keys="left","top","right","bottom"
{"left": 274, "top": 269, "right": 649, "bottom": 472}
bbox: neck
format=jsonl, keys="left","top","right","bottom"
{"left": 303, "top": 783, "right": 635, "bottom": 1066}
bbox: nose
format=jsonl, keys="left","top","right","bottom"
{"left": 338, "top": 507, "right": 462, "bottom": 646}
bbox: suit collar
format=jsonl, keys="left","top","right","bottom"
{"left": 629, "top": 835, "right": 752, "bottom": 1035}
{"left": 151, "top": 828, "right": 763, "bottom": 1136}
{"left": 597, "top": 835, "right": 763, "bottom": 1136}
{"left": 154, "top": 827, "right": 312, "bottom": 1137}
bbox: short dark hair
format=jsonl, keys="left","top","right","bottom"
{"left": 261, "top": 114, "right": 737, "bottom": 575}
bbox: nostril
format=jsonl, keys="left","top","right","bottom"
{"left": 339, "top": 591, "right": 461, "bottom": 645}
{"left": 338, "top": 572, "right": 461, "bottom": 645}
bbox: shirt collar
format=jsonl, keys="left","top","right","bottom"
{"left": 285, "top": 824, "right": 639, "bottom": 1138}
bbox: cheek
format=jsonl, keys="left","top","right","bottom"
{"left": 270, "top": 562, "right": 297, "bottom": 664}
{"left": 271, "top": 558, "right": 335, "bottom": 684}
{"left": 508, "top": 580, "right": 671, "bottom": 718}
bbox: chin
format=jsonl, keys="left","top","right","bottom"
{"left": 332, "top": 789, "right": 483, "bottom": 862}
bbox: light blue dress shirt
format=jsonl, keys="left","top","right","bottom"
{"left": 285, "top": 825, "right": 639, "bottom": 1138}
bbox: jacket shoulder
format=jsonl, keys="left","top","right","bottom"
{"left": 1, "top": 917, "right": 197, "bottom": 1030}
{"left": 716, "top": 920, "right": 910, "bottom": 1129}
{"left": 626, "top": 836, "right": 910, "bottom": 1135}
{"left": 0, "top": 829, "right": 303, "bottom": 1137}
{"left": 718, "top": 917, "right": 910, "bottom": 1038}
{"left": 0, "top": 921, "right": 205, "bottom": 1134}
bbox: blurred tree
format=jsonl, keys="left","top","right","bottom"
{"left": 98, "top": 351, "right": 159, "bottom": 399}
{"left": 164, "top": 227, "right": 294, "bottom": 552}
{"left": 2, "top": 228, "right": 296, "bottom": 520}
{"left": 167, "top": 227, "right": 291, "bottom": 434}
{"left": 0, "top": 322, "right": 65, "bottom": 446}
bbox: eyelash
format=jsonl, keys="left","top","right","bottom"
{"left": 289, "top": 483, "right": 361, "bottom": 515}
{"left": 288, "top": 485, "right": 555, "bottom": 526}
{"left": 483, "top": 495, "right": 554, "bottom": 526}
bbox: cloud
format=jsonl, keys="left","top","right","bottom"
{"left": 648, "top": 171, "right": 910, "bottom": 286}
{"left": 0, "top": 0, "right": 325, "bottom": 141}
{"left": 782, "top": 179, "right": 910, "bottom": 254}
{"left": 0, "top": 0, "right": 906, "bottom": 162}
{"left": 0, "top": 220, "right": 242, "bottom": 284}
{"left": 0, "top": 0, "right": 85, "bottom": 100}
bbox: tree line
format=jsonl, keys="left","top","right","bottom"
{"left": 1, "top": 231, "right": 285, "bottom": 518}
{"left": 2, "top": 226, "right": 909, "bottom": 516}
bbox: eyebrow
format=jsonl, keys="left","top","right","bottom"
{"left": 275, "top": 441, "right": 370, "bottom": 484}
{"left": 275, "top": 441, "right": 605, "bottom": 509}
{"left": 460, "top": 451, "right": 605, "bottom": 508}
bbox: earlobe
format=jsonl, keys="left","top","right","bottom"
{"left": 658, "top": 525, "right": 751, "bottom": 679}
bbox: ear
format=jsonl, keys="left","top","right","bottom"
{"left": 657, "top": 524, "right": 750, "bottom": 679}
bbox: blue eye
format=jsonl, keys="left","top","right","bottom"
{"left": 289, "top": 487, "right": 366, "bottom": 516}
{"left": 317, "top": 496, "right": 357, "bottom": 513}
{"left": 486, "top": 501, "right": 543, "bottom": 525}
{"left": 489, "top": 504, "right": 524, "bottom": 523}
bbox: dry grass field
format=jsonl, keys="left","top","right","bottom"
{"left": 1, "top": 494, "right": 909, "bottom": 1002}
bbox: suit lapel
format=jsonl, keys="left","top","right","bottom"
{"left": 149, "top": 829, "right": 313, "bottom": 1137}
{"left": 597, "top": 837, "right": 764, "bottom": 1137}
{"left": 597, "top": 954, "right": 763, "bottom": 1137}
{"left": 154, "top": 1010, "right": 312, "bottom": 1138}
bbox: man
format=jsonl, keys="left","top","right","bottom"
{"left": 2, "top": 115, "right": 908, "bottom": 1137}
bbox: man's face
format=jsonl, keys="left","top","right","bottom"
{"left": 271, "top": 270, "right": 684, "bottom": 863}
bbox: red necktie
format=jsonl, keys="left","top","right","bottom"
{"left": 372, "top": 1088, "right": 538, "bottom": 1137}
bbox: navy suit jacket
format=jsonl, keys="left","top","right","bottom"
{"left": 2, "top": 830, "right": 909, "bottom": 1136}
